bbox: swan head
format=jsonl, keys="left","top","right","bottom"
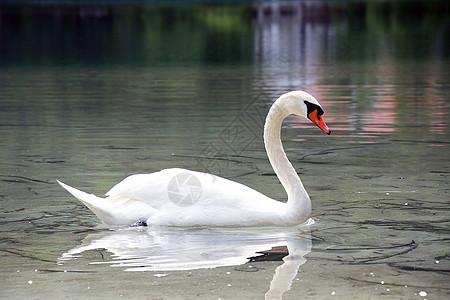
{"left": 277, "top": 91, "right": 331, "bottom": 135}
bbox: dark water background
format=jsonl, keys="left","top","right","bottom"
{"left": 0, "top": 1, "right": 449, "bottom": 299}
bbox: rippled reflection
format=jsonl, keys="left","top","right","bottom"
{"left": 60, "top": 226, "right": 312, "bottom": 299}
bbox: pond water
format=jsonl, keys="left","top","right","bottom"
{"left": 0, "top": 2, "right": 449, "bottom": 299}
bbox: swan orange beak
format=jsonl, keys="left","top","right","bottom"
{"left": 308, "top": 109, "right": 331, "bottom": 135}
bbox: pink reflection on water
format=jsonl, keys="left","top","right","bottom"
{"left": 362, "top": 97, "right": 396, "bottom": 134}
{"left": 286, "top": 85, "right": 447, "bottom": 143}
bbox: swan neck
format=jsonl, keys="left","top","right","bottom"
{"left": 264, "top": 99, "right": 311, "bottom": 222}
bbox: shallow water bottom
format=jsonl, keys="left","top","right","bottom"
{"left": 1, "top": 225, "right": 447, "bottom": 300}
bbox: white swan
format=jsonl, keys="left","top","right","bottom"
{"left": 57, "top": 90, "right": 331, "bottom": 226}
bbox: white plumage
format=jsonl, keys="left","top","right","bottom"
{"left": 58, "top": 90, "right": 331, "bottom": 227}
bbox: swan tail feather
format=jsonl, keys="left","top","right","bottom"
{"left": 57, "top": 180, "right": 148, "bottom": 226}
{"left": 57, "top": 180, "right": 103, "bottom": 206}
{"left": 57, "top": 180, "right": 117, "bottom": 224}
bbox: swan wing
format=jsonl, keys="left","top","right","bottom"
{"left": 103, "top": 168, "right": 285, "bottom": 225}
{"left": 105, "top": 168, "right": 274, "bottom": 209}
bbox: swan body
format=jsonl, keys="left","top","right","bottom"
{"left": 58, "top": 90, "right": 330, "bottom": 227}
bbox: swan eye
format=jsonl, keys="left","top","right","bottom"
{"left": 304, "top": 100, "right": 324, "bottom": 117}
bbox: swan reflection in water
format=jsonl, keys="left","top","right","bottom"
{"left": 60, "top": 224, "right": 312, "bottom": 299}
